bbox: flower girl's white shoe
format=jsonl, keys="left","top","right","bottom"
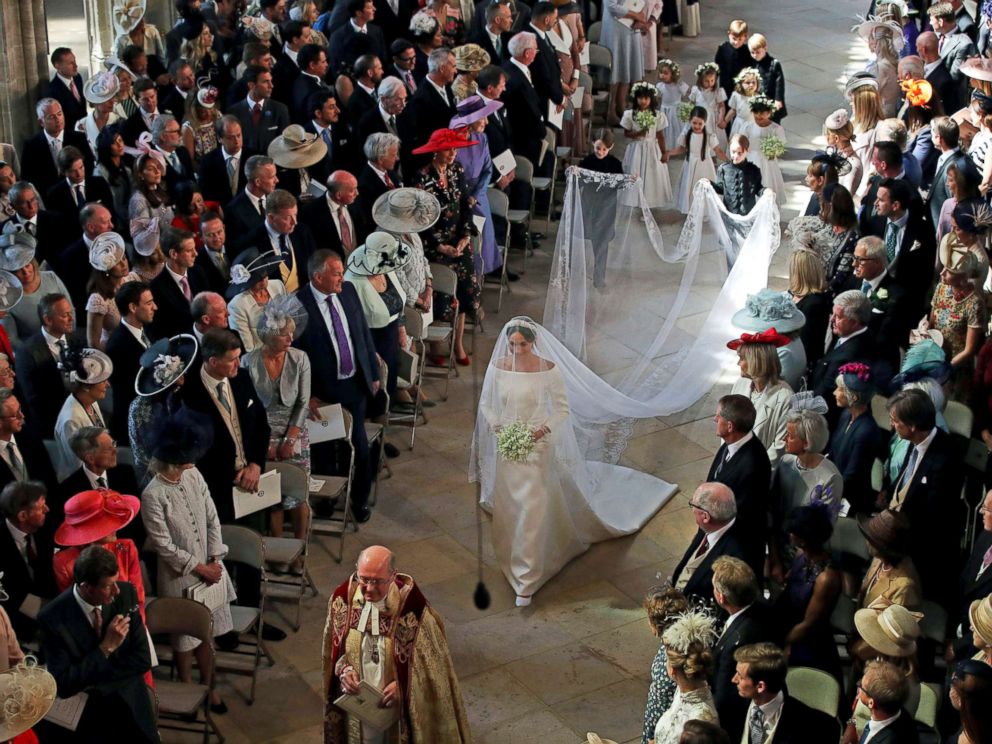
{"left": 515, "top": 595, "right": 532, "bottom": 607}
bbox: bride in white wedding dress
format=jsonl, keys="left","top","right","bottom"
{"left": 471, "top": 317, "right": 678, "bottom": 606}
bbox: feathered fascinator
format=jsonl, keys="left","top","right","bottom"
{"left": 748, "top": 93, "right": 775, "bottom": 112}
{"left": 661, "top": 607, "right": 719, "bottom": 653}
{"left": 900, "top": 78, "right": 933, "bottom": 108}
{"left": 789, "top": 391, "right": 828, "bottom": 414}
{"left": 952, "top": 200, "right": 992, "bottom": 234}
{"left": 812, "top": 146, "right": 852, "bottom": 176}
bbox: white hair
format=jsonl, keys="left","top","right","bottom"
{"left": 834, "top": 289, "right": 873, "bottom": 326}
{"left": 508, "top": 31, "right": 537, "bottom": 59}
{"left": 427, "top": 47, "right": 453, "bottom": 73}
{"left": 377, "top": 75, "right": 406, "bottom": 99}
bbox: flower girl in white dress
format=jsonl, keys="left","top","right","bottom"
{"left": 656, "top": 60, "right": 689, "bottom": 157}
{"left": 726, "top": 67, "right": 761, "bottom": 138}
{"left": 741, "top": 93, "right": 787, "bottom": 205}
{"left": 620, "top": 82, "right": 673, "bottom": 208}
{"left": 669, "top": 106, "right": 727, "bottom": 213}
{"left": 690, "top": 62, "right": 728, "bottom": 152}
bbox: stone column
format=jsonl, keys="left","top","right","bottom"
{"left": 0, "top": 0, "right": 50, "bottom": 155}
{"left": 84, "top": 0, "right": 116, "bottom": 74}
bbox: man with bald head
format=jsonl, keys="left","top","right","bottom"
{"left": 671, "top": 482, "right": 750, "bottom": 605}
{"left": 57, "top": 202, "right": 115, "bottom": 317}
{"left": 322, "top": 545, "right": 471, "bottom": 743}
{"left": 299, "top": 170, "right": 368, "bottom": 260}
{"left": 917, "top": 30, "right": 960, "bottom": 113}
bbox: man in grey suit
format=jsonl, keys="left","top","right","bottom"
{"left": 929, "top": 2, "right": 977, "bottom": 86}
{"left": 925, "top": 116, "right": 961, "bottom": 228}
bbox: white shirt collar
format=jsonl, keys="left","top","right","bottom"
{"left": 284, "top": 44, "right": 299, "bottom": 64}
{"left": 752, "top": 690, "right": 785, "bottom": 730}
{"left": 5, "top": 519, "right": 28, "bottom": 554}
{"left": 838, "top": 325, "right": 869, "bottom": 345}
{"left": 73, "top": 584, "right": 101, "bottom": 619}
{"left": 867, "top": 269, "right": 888, "bottom": 291}
{"left": 703, "top": 517, "right": 736, "bottom": 549}
{"left": 200, "top": 364, "right": 229, "bottom": 396}
{"left": 350, "top": 19, "right": 368, "bottom": 33}
{"left": 224, "top": 148, "right": 242, "bottom": 161}
{"left": 121, "top": 317, "right": 147, "bottom": 345}
{"left": 923, "top": 59, "right": 940, "bottom": 76}
{"left": 913, "top": 427, "right": 938, "bottom": 461}
{"left": 510, "top": 57, "right": 532, "bottom": 81}
{"left": 56, "top": 73, "right": 75, "bottom": 88}
{"left": 166, "top": 264, "right": 188, "bottom": 288}
{"left": 44, "top": 130, "right": 64, "bottom": 147}
{"left": 724, "top": 430, "right": 754, "bottom": 460}
{"left": 426, "top": 76, "right": 450, "bottom": 100}
{"left": 83, "top": 464, "right": 106, "bottom": 487}
{"left": 357, "top": 81, "right": 375, "bottom": 97}
{"left": 42, "top": 327, "right": 66, "bottom": 348}
{"left": 864, "top": 710, "right": 902, "bottom": 742}
{"left": 246, "top": 94, "right": 264, "bottom": 109}
{"left": 176, "top": 86, "right": 189, "bottom": 99}
{"left": 723, "top": 604, "right": 752, "bottom": 631}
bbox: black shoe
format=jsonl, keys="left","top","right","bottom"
{"left": 215, "top": 631, "right": 240, "bottom": 651}
{"left": 505, "top": 270, "right": 520, "bottom": 282}
{"left": 353, "top": 505, "right": 373, "bottom": 523}
{"left": 262, "top": 624, "right": 287, "bottom": 641}
{"left": 384, "top": 442, "right": 400, "bottom": 459}
{"left": 531, "top": 232, "right": 545, "bottom": 241}
{"left": 210, "top": 701, "right": 229, "bottom": 714}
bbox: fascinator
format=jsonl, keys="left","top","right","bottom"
{"left": 731, "top": 289, "right": 806, "bottom": 333}
{"left": 242, "top": 14, "right": 276, "bottom": 41}
{"left": 453, "top": 43, "right": 491, "bottom": 73}
{"left": 855, "top": 599, "right": 923, "bottom": 657}
{"left": 747, "top": 93, "right": 775, "bottom": 113}
{"left": 857, "top": 509, "right": 912, "bottom": 558}
{"left": 227, "top": 248, "right": 284, "bottom": 299}
{"left": 83, "top": 71, "right": 121, "bottom": 105}
{"left": 837, "top": 361, "right": 875, "bottom": 395}
{"left": 789, "top": 391, "right": 829, "bottom": 414}
{"left": 347, "top": 232, "right": 413, "bottom": 276}
{"left": 136, "top": 334, "right": 198, "bottom": 396}
{"left": 197, "top": 85, "right": 220, "bottom": 109}
{"left": 890, "top": 337, "right": 951, "bottom": 391}
{"left": 103, "top": 55, "right": 138, "bottom": 81}
{"left": 88, "top": 231, "right": 127, "bottom": 272}
{"left": 952, "top": 199, "right": 992, "bottom": 234}
{"left": 824, "top": 108, "right": 852, "bottom": 130}
{"left": 0, "top": 658, "right": 57, "bottom": 741}
{"left": 257, "top": 294, "right": 309, "bottom": 340}
{"left": 973, "top": 88, "right": 992, "bottom": 115}
{"left": 130, "top": 131, "right": 167, "bottom": 170}
{"left": 661, "top": 607, "right": 719, "bottom": 653}
{"left": 267, "top": 124, "right": 327, "bottom": 169}
{"left": 372, "top": 188, "right": 441, "bottom": 232}
{"left": 726, "top": 328, "right": 791, "bottom": 350}
{"left": 410, "top": 9, "right": 439, "bottom": 35}
{"left": 146, "top": 402, "right": 214, "bottom": 464}
{"left": 55, "top": 489, "right": 141, "bottom": 547}
{"left": 900, "top": 78, "right": 933, "bottom": 108}
{"left": 59, "top": 346, "right": 114, "bottom": 386}
{"left": 132, "top": 217, "right": 161, "bottom": 257}
{"left": 845, "top": 71, "right": 879, "bottom": 100}
{"left": 940, "top": 241, "right": 984, "bottom": 280}
{"left": 811, "top": 146, "right": 852, "bottom": 176}
{"left": 412, "top": 128, "right": 478, "bottom": 155}
{"left": 112, "top": 0, "right": 146, "bottom": 35}
{"left": 0, "top": 223, "right": 36, "bottom": 271}
{"left": 0, "top": 271, "right": 23, "bottom": 313}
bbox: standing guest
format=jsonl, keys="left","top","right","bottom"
{"left": 45, "top": 147, "right": 116, "bottom": 244}
{"left": 829, "top": 363, "right": 882, "bottom": 516}
{"left": 851, "top": 237, "right": 912, "bottom": 373}
{"left": 226, "top": 249, "right": 287, "bottom": 353}
{"left": 322, "top": 545, "right": 471, "bottom": 742}
{"left": 106, "top": 281, "right": 156, "bottom": 442}
{"left": 399, "top": 47, "right": 459, "bottom": 173}
{"left": 149, "top": 226, "right": 206, "bottom": 339}
{"left": 927, "top": 116, "right": 962, "bottom": 227}
{"left": 305, "top": 89, "right": 354, "bottom": 182}
{"left": 389, "top": 38, "right": 420, "bottom": 93}
{"left": 856, "top": 509, "right": 920, "bottom": 611}
{"left": 270, "top": 20, "right": 308, "bottom": 104}
{"left": 929, "top": 2, "right": 978, "bottom": 87}
{"left": 95, "top": 125, "right": 137, "bottom": 232}
{"left": 291, "top": 45, "right": 330, "bottom": 125}
{"left": 58, "top": 425, "right": 140, "bottom": 532}
{"left": 195, "top": 212, "right": 232, "bottom": 294}
{"left": 348, "top": 54, "right": 386, "bottom": 123}
{"left": 809, "top": 290, "right": 875, "bottom": 419}
{"left": 715, "top": 20, "right": 752, "bottom": 98}
{"left": 230, "top": 66, "right": 291, "bottom": 155}
{"left": 821, "top": 185, "right": 860, "bottom": 296}
{"left": 470, "top": 1, "right": 513, "bottom": 67}
{"left": 372, "top": 0, "right": 417, "bottom": 47}
{"left": 45, "top": 47, "right": 87, "bottom": 131}
{"left": 0, "top": 229, "right": 69, "bottom": 346}
{"left": 652, "top": 609, "right": 719, "bottom": 743}
{"left": 128, "top": 219, "right": 167, "bottom": 284}
{"left": 85, "top": 232, "right": 130, "bottom": 350}
{"left": 53, "top": 348, "right": 112, "bottom": 482}
{"left": 949, "top": 659, "right": 992, "bottom": 744}
{"left": 356, "top": 77, "right": 406, "bottom": 150}
{"left": 198, "top": 116, "right": 246, "bottom": 206}
{"left": 0, "top": 386, "right": 56, "bottom": 496}
{"left": 640, "top": 586, "right": 689, "bottom": 744}
{"left": 75, "top": 71, "right": 122, "bottom": 155}
{"left": 180, "top": 86, "right": 222, "bottom": 168}
{"left": 121, "top": 78, "right": 160, "bottom": 146}
{"left": 500, "top": 33, "right": 546, "bottom": 168}
{"left": 328, "top": 0, "right": 388, "bottom": 77}
{"left": 452, "top": 44, "right": 490, "bottom": 102}
{"left": 37, "top": 545, "right": 157, "bottom": 741}
{"left": 550, "top": 0, "right": 588, "bottom": 155}
{"left": 525, "top": 3, "right": 566, "bottom": 124}
{"left": 225, "top": 155, "right": 279, "bottom": 246}
{"left": 748, "top": 33, "right": 787, "bottom": 123}
{"left": 711, "top": 134, "right": 763, "bottom": 216}
{"left": 824, "top": 109, "right": 864, "bottom": 197}
{"left": 357, "top": 132, "right": 403, "bottom": 227}
{"left": 599, "top": 0, "right": 649, "bottom": 124}
{"left": 1, "top": 183, "right": 61, "bottom": 267}
{"left": 409, "top": 11, "right": 444, "bottom": 82}
{"left": 248, "top": 189, "right": 317, "bottom": 293}
{"left": 266, "top": 123, "right": 330, "bottom": 201}
{"left": 300, "top": 171, "right": 368, "bottom": 261}
{"left": 54, "top": 202, "right": 116, "bottom": 318}
{"left": 128, "top": 152, "right": 174, "bottom": 239}
{"left": 929, "top": 244, "right": 986, "bottom": 401}
{"left": 242, "top": 296, "right": 311, "bottom": 540}
{"left": 20, "top": 98, "right": 93, "bottom": 198}
{"left": 149, "top": 114, "right": 194, "bottom": 192}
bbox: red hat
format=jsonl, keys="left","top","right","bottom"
{"left": 54, "top": 489, "right": 141, "bottom": 547}
{"left": 726, "top": 327, "right": 791, "bottom": 350}
{"left": 411, "top": 128, "right": 478, "bottom": 155}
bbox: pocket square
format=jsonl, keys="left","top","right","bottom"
{"left": 921, "top": 476, "right": 927, "bottom": 484}
{"left": 247, "top": 399, "right": 254, "bottom": 408}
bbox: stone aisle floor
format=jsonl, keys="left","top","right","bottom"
{"left": 159, "top": 1, "right": 869, "bottom": 741}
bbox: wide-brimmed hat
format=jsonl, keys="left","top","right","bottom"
{"left": 372, "top": 187, "right": 441, "bottom": 233}
{"left": 89, "top": 231, "right": 127, "bottom": 272}
{"left": 84, "top": 71, "right": 121, "bottom": 105}
{"left": 726, "top": 327, "right": 791, "bottom": 350}
{"left": 854, "top": 17, "right": 905, "bottom": 52}
{"left": 0, "top": 224, "right": 36, "bottom": 271}
{"left": 112, "top": 0, "right": 146, "bottom": 35}
{"left": 132, "top": 217, "right": 161, "bottom": 257}
{"left": 227, "top": 248, "right": 285, "bottom": 299}
{"left": 0, "top": 271, "right": 23, "bottom": 313}
{"left": 257, "top": 294, "right": 309, "bottom": 340}
{"left": 60, "top": 347, "right": 113, "bottom": 386}
{"left": 347, "top": 232, "right": 413, "bottom": 276}
{"left": 103, "top": 54, "right": 138, "bottom": 81}
{"left": 454, "top": 43, "right": 491, "bottom": 72}
{"left": 55, "top": 489, "right": 141, "bottom": 547}
{"left": 962, "top": 57, "right": 992, "bottom": 83}
{"left": 148, "top": 402, "right": 214, "bottom": 464}
{"left": 0, "top": 658, "right": 57, "bottom": 741}
{"left": 854, "top": 601, "right": 922, "bottom": 657}
{"left": 939, "top": 240, "right": 984, "bottom": 280}
{"left": 412, "top": 128, "right": 478, "bottom": 155}
{"left": 136, "top": 333, "right": 198, "bottom": 397}
{"left": 267, "top": 124, "right": 327, "bottom": 169}
{"left": 857, "top": 509, "right": 911, "bottom": 557}
{"left": 838, "top": 361, "right": 875, "bottom": 396}
{"left": 731, "top": 289, "right": 806, "bottom": 333}
{"left": 449, "top": 94, "right": 503, "bottom": 129}
{"left": 845, "top": 71, "right": 879, "bottom": 99}
{"left": 970, "top": 595, "right": 992, "bottom": 646}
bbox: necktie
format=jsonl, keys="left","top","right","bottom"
{"left": 405, "top": 71, "right": 416, "bottom": 92}
{"left": 255, "top": 194, "right": 264, "bottom": 215}
{"left": 383, "top": 171, "right": 395, "bottom": 189}
{"left": 859, "top": 721, "right": 871, "bottom": 744}
{"left": 338, "top": 205, "right": 354, "bottom": 253}
{"left": 74, "top": 185, "right": 85, "bottom": 208}
{"left": 938, "top": 34, "right": 945, "bottom": 53}
{"left": 714, "top": 445, "right": 729, "bottom": 476}
{"left": 897, "top": 446, "right": 920, "bottom": 494}
{"left": 279, "top": 233, "right": 291, "bottom": 263}
{"left": 252, "top": 102, "right": 262, "bottom": 127}
{"left": 327, "top": 297, "right": 355, "bottom": 376}
{"left": 140, "top": 330, "right": 151, "bottom": 348}
{"left": 170, "top": 152, "right": 181, "bottom": 173}
{"left": 494, "top": 35, "right": 502, "bottom": 57}
{"left": 92, "top": 607, "right": 103, "bottom": 638}
{"left": 56, "top": 338, "right": 67, "bottom": 359}
{"left": 25, "top": 533, "right": 37, "bottom": 563}
{"left": 321, "top": 127, "right": 334, "bottom": 157}
{"left": 227, "top": 155, "right": 239, "bottom": 193}
{"left": 749, "top": 706, "right": 765, "bottom": 744}
{"left": 861, "top": 279, "right": 872, "bottom": 295}
{"left": 6, "top": 442, "right": 24, "bottom": 481}
{"left": 179, "top": 274, "right": 191, "bottom": 301}
{"left": 387, "top": 115, "right": 397, "bottom": 135}
{"left": 885, "top": 223, "right": 898, "bottom": 263}
{"left": 69, "top": 78, "right": 81, "bottom": 103}
{"left": 216, "top": 382, "right": 232, "bottom": 414}
{"left": 693, "top": 535, "right": 709, "bottom": 559}
{"left": 24, "top": 222, "right": 36, "bottom": 237}
{"left": 96, "top": 476, "right": 108, "bottom": 488}
{"left": 50, "top": 138, "right": 61, "bottom": 163}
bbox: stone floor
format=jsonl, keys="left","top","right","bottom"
{"left": 156, "top": 1, "right": 869, "bottom": 741}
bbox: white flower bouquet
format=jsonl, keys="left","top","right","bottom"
{"left": 496, "top": 422, "right": 536, "bottom": 461}
{"left": 632, "top": 109, "right": 656, "bottom": 130}
{"left": 676, "top": 102, "right": 694, "bottom": 123}
{"left": 759, "top": 135, "right": 786, "bottom": 160}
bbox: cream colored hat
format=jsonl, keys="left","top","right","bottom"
{"left": 84, "top": 71, "right": 121, "bottom": 105}
{"left": 0, "top": 658, "right": 57, "bottom": 741}
{"left": 112, "top": 0, "right": 146, "bottom": 35}
{"left": 586, "top": 734, "right": 619, "bottom": 744}
{"left": 854, "top": 601, "right": 923, "bottom": 657}
{"left": 89, "top": 231, "right": 127, "bottom": 272}
{"left": 267, "top": 124, "right": 328, "bottom": 169}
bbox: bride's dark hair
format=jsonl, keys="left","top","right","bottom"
{"left": 505, "top": 324, "right": 536, "bottom": 342}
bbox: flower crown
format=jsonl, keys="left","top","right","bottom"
{"left": 661, "top": 607, "right": 718, "bottom": 654}
{"left": 657, "top": 59, "right": 680, "bottom": 77}
{"left": 695, "top": 62, "right": 719, "bottom": 78}
{"left": 631, "top": 81, "right": 656, "bottom": 98}
{"left": 748, "top": 93, "right": 775, "bottom": 111}
{"left": 734, "top": 67, "right": 761, "bottom": 86}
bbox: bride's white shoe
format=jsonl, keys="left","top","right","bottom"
{"left": 515, "top": 595, "right": 532, "bottom": 607}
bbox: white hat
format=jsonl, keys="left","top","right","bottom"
{"left": 853, "top": 17, "right": 905, "bottom": 53}
{"left": 824, "top": 108, "right": 851, "bottom": 130}
{"left": 0, "top": 658, "right": 57, "bottom": 741}
{"left": 88, "top": 231, "right": 127, "bottom": 272}
{"left": 84, "top": 71, "right": 121, "bottom": 105}
{"left": 267, "top": 124, "right": 327, "bottom": 169}
{"left": 132, "top": 218, "right": 161, "bottom": 257}
{"left": 112, "top": 0, "right": 146, "bottom": 36}
{"left": 347, "top": 232, "right": 413, "bottom": 276}
{"left": 372, "top": 188, "right": 441, "bottom": 233}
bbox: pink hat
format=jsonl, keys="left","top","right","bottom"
{"left": 54, "top": 489, "right": 140, "bottom": 547}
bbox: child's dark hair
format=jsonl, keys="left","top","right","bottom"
{"left": 684, "top": 106, "right": 709, "bottom": 160}
{"left": 628, "top": 82, "right": 660, "bottom": 111}
{"left": 593, "top": 128, "right": 615, "bottom": 148}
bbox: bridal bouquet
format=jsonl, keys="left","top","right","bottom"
{"left": 760, "top": 135, "right": 786, "bottom": 160}
{"left": 496, "top": 422, "right": 536, "bottom": 461}
{"left": 676, "top": 102, "right": 694, "bottom": 123}
{"left": 633, "top": 109, "right": 656, "bottom": 130}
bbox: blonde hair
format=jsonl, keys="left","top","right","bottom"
{"left": 738, "top": 342, "right": 782, "bottom": 386}
{"left": 734, "top": 70, "right": 761, "bottom": 96}
{"left": 728, "top": 20, "right": 748, "bottom": 35}
{"left": 665, "top": 642, "right": 714, "bottom": 680}
{"left": 788, "top": 249, "right": 828, "bottom": 296}
{"left": 851, "top": 87, "right": 883, "bottom": 134}
{"left": 747, "top": 33, "right": 767, "bottom": 51}
{"left": 712, "top": 556, "right": 759, "bottom": 607}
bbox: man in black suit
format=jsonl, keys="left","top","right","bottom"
{"left": 398, "top": 47, "right": 458, "bottom": 173}
{"left": 356, "top": 77, "right": 405, "bottom": 149}
{"left": 671, "top": 483, "right": 750, "bottom": 604}
{"left": 882, "top": 389, "right": 964, "bottom": 602}
{"left": 38, "top": 546, "right": 157, "bottom": 742}
{"left": 121, "top": 79, "right": 163, "bottom": 147}
{"left": 160, "top": 60, "right": 196, "bottom": 121}
{"left": 20, "top": 98, "right": 93, "bottom": 198}
{"left": 527, "top": 2, "right": 566, "bottom": 126}
{"left": 0, "top": 480, "right": 59, "bottom": 640}
{"left": 710, "top": 557, "right": 777, "bottom": 743}
{"left": 328, "top": 0, "right": 388, "bottom": 76}
{"left": 195, "top": 211, "right": 232, "bottom": 294}
{"left": 347, "top": 54, "right": 385, "bottom": 125}
{"left": 292, "top": 45, "right": 332, "bottom": 124}
{"left": 105, "top": 281, "right": 156, "bottom": 442}
{"left": 198, "top": 116, "right": 249, "bottom": 205}
{"left": 706, "top": 394, "right": 771, "bottom": 574}
{"left": 953, "top": 489, "right": 992, "bottom": 657}
{"left": 248, "top": 189, "right": 317, "bottom": 293}
{"left": 715, "top": 21, "right": 753, "bottom": 98}
{"left": 230, "top": 67, "right": 291, "bottom": 155}
{"left": 226, "top": 41, "right": 275, "bottom": 107}
{"left": 357, "top": 132, "right": 402, "bottom": 224}
{"left": 45, "top": 47, "right": 87, "bottom": 132}
{"left": 858, "top": 143, "right": 916, "bottom": 239}
{"left": 373, "top": 0, "right": 417, "bottom": 46}
{"left": 856, "top": 659, "right": 922, "bottom": 744}
{"left": 388, "top": 39, "right": 420, "bottom": 94}
{"left": 183, "top": 329, "right": 271, "bottom": 525}
{"left": 271, "top": 20, "right": 307, "bottom": 104}
{"left": 918, "top": 32, "right": 960, "bottom": 115}
{"left": 300, "top": 171, "right": 368, "bottom": 260}
{"left": 45, "top": 147, "right": 116, "bottom": 246}
{"left": 851, "top": 237, "right": 913, "bottom": 375}
{"left": 501, "top": 34, "right": 546, "bottom": 167}
{"left": 733, "top": 643, "right": 838, "bottom": 744}
{"left": 477, "top": 65, "right": 513, "bottom": 166}
{"left": 470, "top": 0, "right": 532, "bottom": 38}
{"left": 470, "top": 0, "right": 514, "bottom": 64}
{"left": 295, "top": 250, "right": 381, "bottom": 522}
{"left": 15, "top": 293, "right": 77, "bottom": 439}
{"left": 305, "top": 89, "right": 357, "bottom": 183}
{"left": 809, "top": 290, "right": 876, "bottom": 421}
{"left": 148, "top": 226, "right": 206, "bottom": 339}
{"left": 151, "top": 114, "right": 195, "bottom": 192}
{"left": 2, "top": 182, "right": 63, "bottom": 268}
{"left": 0, "top": 389, "right": 57, "bottom": 497}
{"left": 52, "top": 203, "right": 115, "bottom": 318}
{"left": 225, "top": 154, "right": 279, "bottom": 247}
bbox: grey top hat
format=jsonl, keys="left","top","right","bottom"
{"left": 731, "top": 289, "right": 807, "bottom": 333}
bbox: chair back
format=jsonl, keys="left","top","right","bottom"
{"left": 945, "top": 401, "right": 974, "bottom": 439}
{"left": 269, "top": 461, "right": 308, "bottom": 509}
{"left": 403, "top": 305, "right": 425, "bottom": 339}
{"left": 871, "top": 394, "right": 891, "bottom": 431}
{"left": 146, "top": 596, "right": 213, "bottom": 642}
{"left": 587, "top": 20, "right": 602, "bottom": 43}
{"left": 830, "top": 592, "right": 856, "bottom": 636}
{"left": 221, "top": 524, "right": 265, "bottom": 570}
{"left": 828, "top": 516, "right": 870, "bottom": 562}
{"left": 785, "top": 666, "right": 841, "bottom": 719}
{"left": 488, "top": 186, "right": 509, "bottom": 220}
{"left": 915, "top": 682, "right": 938, "bottom": 728}
{"left": 587, "top": 43, "right": 612, "bottom": 88}
{"left": 513, "top": 155, "right": 534, "bottom": 184}
{"left": 429, "top": 263, "right": 458, "bottom": 295}
{"left": 918, "top": 600, "right": 947, "bottom": 645}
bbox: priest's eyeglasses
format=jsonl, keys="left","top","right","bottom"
{"left": 355, "top": 573, "right": 394, "bottom": 587}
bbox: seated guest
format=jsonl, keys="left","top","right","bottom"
{"left": 0, "top": 228, "right": 70, "bottom": 347}
{"left": 851, "top": 237, "right": 912, "bottom": 376}
{"left": 652, "top": 608, "right": 719, "bottom": 741}
{"left": 857, "top": 509, "right": 921, "bottom": 610}
{"left": 829, "top": 365, "right": 881, "bottom": 507}
{"left": 500, "top": 33, "right": 545, "bottom": 169}
{"left": 641, "top": 586, "right": 689, "bottom": 744}
{"left": 727, "top": 328, "right": 793, "bottom": 468}
{"left": 356, "top": 77, "right": 406, "bottom": 152}
{"left": 242, "top": 295, "right": 312, "bottom": 540}
{"left": 226, "top": 248, "right": 287, "bottom": 352}
{"left": 170, "top": 181, "right": 220, "bottom": 252}
{"left": 299, "top": 170, "right": 368, "bottom": 260}
{"left": 929, "top": 242, "right": 986, "bottom": 401}
{"left": 141, "top": 404, "right": 233, "bottom": 712}
{"left": 849, "top": 603, "right": 922, "bottom": 717}
{"left": 809, "top": 289, "right": 874, "bottom": 422}
{"left": 128, "top": 151, "right": 174, "bottom": 239}
{"left": 85, "top": 231, "right": 130, "bottom": 350}
{"left": 225, "top": 154, "right": 279, "bottom": 246}
{"left": 305, "top": 88, "right": 354, "bottom": 182}
{"left": 21, "top": 98, "right": 93, "bottom": 198}
{"left": 733, "top": 643, "right": 840, "bottom": 744}
{"left": 248, "top": 188, "right": 317, "bottom": 293}
{"left": 0, "top": 481, "right": 58, "bottom": 640}
{"left": 53, "top": 347, "right": 112, "bottom": 483}
{"left": 732, "top": 289, "right": 807, "bottom": 391}
{"left": 37, "top": 545, "right": 156, "bottom": 741}
{"left": 149, "top": 226, "right": 206, "bottom": 339}
{"left": 106, "top": 281, "right": 155, "bottom": 442}
{"left": 773, "top": 504, "right": 842, "bottom": 681}
{"left": 949, "top": 659, "right": 992, "bottom": 744}
{"left": 1, "top": 182, "right": 62, "bottom": 267}
{"left": 0, "top": 389, "right": 56, "bottom": 494}
{"left": 671, "top": 482, "right": 748, "bottom": 604}
{"left": 787, "top": 250, "right": 830, "bottom": 374}
{"left": 854, "top": 658, "right": 922, "bottom": 743}
{"left": 267, "top": 123, "right": 331, "bottom": 201}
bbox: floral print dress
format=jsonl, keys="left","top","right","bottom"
{"left": 642, "top": 643, "right": 678, "bottom": 744}
{"left": 930, "top": 281, "right": 987, "bottom": 400}
{"left": 413, "top": 162, "right": 481, "bottom": 322}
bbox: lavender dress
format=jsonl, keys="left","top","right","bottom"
{"left": 455, "top": 130, "right": 500, "bottom": 274}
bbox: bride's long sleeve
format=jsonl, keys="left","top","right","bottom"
{"left": 545, "top": 368, "right": 572, "bottom": 433}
